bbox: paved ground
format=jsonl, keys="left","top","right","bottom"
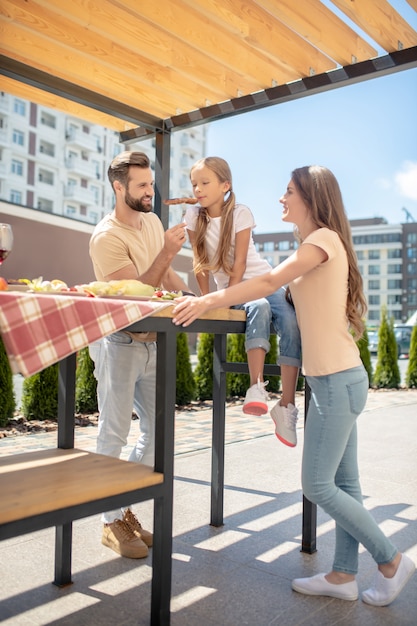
{"left": 0, "top": 388, "right": 416, "bottom": 625}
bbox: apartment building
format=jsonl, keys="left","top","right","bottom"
{"left": 253, "top": 217, "right": 417, "bottom": 325}
{"left": 0, "top": 92, "right": 205, "bottom": 226}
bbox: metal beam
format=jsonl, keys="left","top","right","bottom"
{"left": 164, "top": 46, "right": 417, "bottom": 130}
{"left": 0, "top": 55, "right": 164, "bottom": 132}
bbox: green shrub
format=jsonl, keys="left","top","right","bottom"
{"left": 75, "top": 347, "right": 98, "bottom": 413}
{"left": 405, "top": 325, "right": 417, "bottom": 388}
{"left": 357, "top": 326, "right": 373, "bottom": 386}
{"left": 373, "top": 307, "right": 401, "bottom": 389}
{"left": 21, "top": 363, "right": 59, "bottom": 420}
{"left": 226, "top": 333, "right": 250, "bottom": 398}
{"left": 0, "top": 336, "right": 15, "bottom": 426}
{"left": 194, "top": 333, "right": 214, "bottom": 400}
{"left": 176, "top": 332, "right": 196, "bottom": 405}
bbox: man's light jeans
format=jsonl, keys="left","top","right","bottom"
{"left": 89, "top": 332, "right": 156, "bottom": 524}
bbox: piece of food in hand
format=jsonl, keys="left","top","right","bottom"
{"left": 163, "top": 197, "right": 198, "bottom": 205}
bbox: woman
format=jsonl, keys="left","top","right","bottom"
{"left": 172, "top": 165, "right": 415, "bottom": 605}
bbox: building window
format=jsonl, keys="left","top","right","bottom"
{"left": 37, "top": 198, "right": 53, "bottom": 212}
{"left": 356, "top": 250, "right": 364, "bottom": 260}
{"left": 263, "top": 242, "right": 274, "bottom": 252}
{"left": 387, "top": 279, "right": 402, "bottom": 289}
{"left": 368, "top": 280, "right": 380, "bottom": 290}
{"left": 408, "top": 293, "right": 417, "bottom": 305}
{"left": 11, "top": 159, "right": 23, "bottom": 176}
{"left": 13, "top": 98, "right": 26, "bottom": 116}
{"left": 368, "top": 265, "right": 380, "bottom": 275}
{"left": 406, "top": 247, "right": 417, "bottom": 259}
{"left": 38, "top": 169, "right": 54, "bottom": 185}
{"left": 39, "top": 140, "right": 55, "bottom": 157}
{"left": 40, "top": 112, "right": 56, "bottom": 128}
{"left": 368, "top": 295, "right": 380, "bottom": 305}
{"left": 368, "top": 249, "right": 380, "bottom": 259}
{"left": 407, "top": 263, "right": 417, "bottom": 275}
{"left": 387, "top": 294, "right": 402, "bottom": 305}
{"left": 387, "top": 264, "right": 402, "bottom": 274}
{"left": 387, "top": 248, "right": 401, "bottom": 259}
{"left": 65, "top": 205, "right": 77, "bottom": 217}
{"left": 407, "top": 278, "right": 417, "bottom": 290}
{"left": 407, "top": 232, "right": 417, "bottom": 244}
{"left": 10, "top": 189, "right": 22, "bottom": 204}
{"left": 12, "top": 129, "right": 24, "bottom": 146}
{"left": 368, "top": 310, "right": 380, "bottom": 321}
{"left": 278, "top": 240, "right": 290, "bottom": 251}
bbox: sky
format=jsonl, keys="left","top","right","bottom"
{"left": 205, "top": 1, "right": 417, "bottom": 234}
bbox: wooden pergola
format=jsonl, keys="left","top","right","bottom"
{"left": 1, "top": 0, "right": 417, "bottom": 226}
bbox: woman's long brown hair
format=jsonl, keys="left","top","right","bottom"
{"left": 291, "top": 165, "right": 367, "bottom": 340}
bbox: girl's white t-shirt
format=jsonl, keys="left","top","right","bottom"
{"left": 184, "top": 203, "right": 271, "bottom": 289}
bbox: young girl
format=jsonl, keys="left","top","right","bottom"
{"left": 184, "top": 156, "right": 301, "bottom": 446}
{"left": 173, "top": 165, "right": 415, "bottom": 606}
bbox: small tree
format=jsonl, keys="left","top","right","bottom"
{"left": 21, "top": 363, "right": 59, "bottom": 420}
{"left": 0, "top": 336, "right": 15, "bottom": 426}
{"left": 226, "top": 333, "right": 250, "bottom": 398}
{"left": 176, "top": 332, "right": 196, "bottom": 405}
{"left": 373, "top": 306, "right": 401, "bottom": 389}
{"left": 75, "top": 347, "right": 98, "bottom": 413}
{"left": 265, "top": 334, "right": 281, "bottom": 393}
{"left": 405, "top": 325, "right": 417, "bottom": 388}
{"left": 194, "top": 333, "right": 214, "bottom": 400}
{"left": 357, "top": 326, "right": 373, "bottom": 386}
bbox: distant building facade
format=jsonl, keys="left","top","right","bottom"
{"left": 253, "top": 217, "right": 417, "bottom": 325}
{"left": 0, "top": 92, "right": 205, "bottom": 226}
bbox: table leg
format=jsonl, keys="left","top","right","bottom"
{"left": 210, "top": 333, "right": 227, "bottom": 526}
{"left": 151, "top": 331, "right": 176, "bottom": 624}
{"left": 301, "top": 381, "right": 317, "bottom": 553}
{"left": 53, "top": 352, "right": 77, "bottom": 585}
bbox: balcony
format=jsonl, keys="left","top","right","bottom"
{"left": 65, "top": 128, "right": 98, "bottom": 152}
{"left": 64, "top": 184, "right": 97, "bottom": 205}
{"left": 65, "top": 156, "right": 99, "bottom": 179}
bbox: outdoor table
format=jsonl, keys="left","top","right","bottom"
{"left": 0, "top": 291, "right": 316, "bottom": 625}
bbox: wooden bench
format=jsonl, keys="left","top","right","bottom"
{"left": 0, "top": 448, "right": 163, "bottom": 539}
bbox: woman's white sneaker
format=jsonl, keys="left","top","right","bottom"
{"left": 292, "top": 573, "right": 358, "bottom": 601}
{"left": 362, "top": 554, "right": 415, "bottom": 606}
{"left": 243, "top": 378, "right": 269, "bottom": 415}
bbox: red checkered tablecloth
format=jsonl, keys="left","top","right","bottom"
{"left": 0, "top": 291, "right": 170, "bottom": 377}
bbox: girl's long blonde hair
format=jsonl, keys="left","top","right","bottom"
{"left": 291, "top": 165, "right": 367, "bottom": 340}
{"left": 191, "top": 157, "right": 237, "bottom": 276}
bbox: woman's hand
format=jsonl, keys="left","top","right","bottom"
{"left": 172, "top": 295, "right": 209, "bottom": 326}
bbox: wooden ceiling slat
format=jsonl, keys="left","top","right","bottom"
{"left": 0, "top": 0, "right": 228, "bottom": 115}
{"left": 332, "top": 0, "right": 417, "bottom": 52}
{"left": 24, "top": 0, "right": 270, "bottom": 102}
{"left": 179, "top": 0, "right": 337, "bottom": 77}
{"left": 406, "top": 0, "right": 417, "bottom": 12}
{"left": 112, "top": 0, "right": 292, "bottom": 87}
{"left": 0, "top": 20, "right": 188, "bottom": 119}
{"left": 254, "top": 0, "right": 377, "bottom": 65}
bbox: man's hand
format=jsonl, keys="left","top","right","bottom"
{"left": 164, "top": 222, "right": 187, "bottom": 255}
{"left": 172, "top": 295, "right": 209, "bottom": 327}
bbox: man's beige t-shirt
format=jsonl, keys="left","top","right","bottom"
{"left": 89, "top": 212, "right": 165, "bottom": 341}
{"left": 290, "top": 228, "right": 361, "bottom": 377}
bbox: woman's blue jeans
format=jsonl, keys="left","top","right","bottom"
{"left": 303, "top": 365, "right": 397, "bottom": 574}
{"left": 233, "top": 286, "right": 301, "bottom": 368}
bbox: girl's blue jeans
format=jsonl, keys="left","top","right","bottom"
{"left": 303, "top": 365, "right": 397, "bottom": 574}
{"left": 233, "top": 286, "right": 301, "bottom": 368}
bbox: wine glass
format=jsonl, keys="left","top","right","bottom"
{"left": 0, "top": 223, "right": 13, "bottom": 266}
